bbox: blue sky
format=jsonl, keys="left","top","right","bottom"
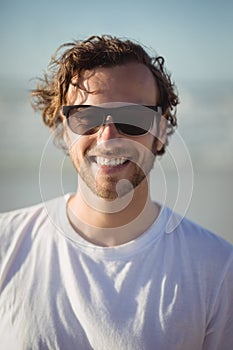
{"left": 0, "top": 0, "right": 233, "bottom": 82}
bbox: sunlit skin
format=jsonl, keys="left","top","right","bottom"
{"left": 64, "top": 63, "right": 167, "bottom": 246}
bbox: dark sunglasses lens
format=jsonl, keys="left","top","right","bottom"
{"left": 117, "top": 123, "right": 148, "bottom": 135}
{"left": 65, "top": 105, "right": 155, "bottom": 136}
{"left": 115, "top": 106, "right": 154, "bottom": 135}
{"left": 67, "top": 107, "right": 103, "bottom": 135}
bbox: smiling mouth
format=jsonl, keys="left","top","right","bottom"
{"left": 90, "top": 156, "right": 130, "bottom": 167}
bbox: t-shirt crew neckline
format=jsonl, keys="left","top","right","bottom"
{"left": 54, "top": 194, "right": 167, "bottom": 260}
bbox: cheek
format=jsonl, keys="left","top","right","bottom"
{"left": 69, "top": 134, "right": 95, "bottom": 159}
{"left": 137, "top": 135, "right": 155, "bottom": 152}
{"left": 143, "top": 134, "right": 158, "bottom": 156}
{"left": 128, "top": 136, "right": 156, "bottom": 165}
{"left": 152, "top": 137, "right": 158, "bottom": 155}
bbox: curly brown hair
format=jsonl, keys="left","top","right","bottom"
{"left": 31, "top": 35, "right": 179, "bottom": 155}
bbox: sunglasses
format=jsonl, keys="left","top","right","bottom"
{"left": 62, "top": 104, "right": 162, "bottom": 136}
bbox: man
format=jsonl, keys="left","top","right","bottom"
{"left": 0, "top": 35, "right": 232, "bottom": 350}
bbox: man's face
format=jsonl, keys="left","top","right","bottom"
{"left": 64, "top": 62, "right": 164, "bottom": 200}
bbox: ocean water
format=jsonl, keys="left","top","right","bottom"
{"left": 0, "top": 79, "right": 233, "bottom": 244}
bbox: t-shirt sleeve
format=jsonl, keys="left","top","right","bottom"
{"left": 202, "top": 254, "right": 233, "bottom": 350}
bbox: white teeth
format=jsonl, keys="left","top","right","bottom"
{"left": 95, "top": 157, "right": 128, "bottom": 166}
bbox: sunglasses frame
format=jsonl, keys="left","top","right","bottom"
{"left": 62, "top": 104, "right": 162, "bottom": 136}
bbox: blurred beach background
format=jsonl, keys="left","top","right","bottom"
{"left": 0, "top": 0, "right": 232, "bottom": 244}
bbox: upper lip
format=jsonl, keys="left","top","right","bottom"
{"left": 86, "top": 151, "right": 133, "bottom": 159}
{"left": 86, "top": 145, "right": 137, "bottom": 161}
{"left": 89, "top": 154, "right": 131, "bottom": 158}
{"left": 88, "top": 155, "right": 132, "bottom": 161}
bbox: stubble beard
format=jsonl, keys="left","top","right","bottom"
{"left": 70, "top": 152, "right": 155, "bottom": 201}
{"left": 68, "top": 135, "right": 158, "bottom": 200}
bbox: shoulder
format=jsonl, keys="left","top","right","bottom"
{"left": 0, "top": 196, "right": 68, "bottom": 262}
{"left": 0, "top": 202, "right": 44, "bottom": 262}
{"left": 0, "top": 201, "right": 46, "bottom": 232}
{"left": 165, "top": 207, "right": 233, "bottom": 271}
{"left": 0, "top": 195, "right": 69, "bottom": 228}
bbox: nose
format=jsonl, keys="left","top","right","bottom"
{"left": 97, "top": 115, "right": 120, "bottom": 142}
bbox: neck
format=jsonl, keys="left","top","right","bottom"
{"left": 67, "top": 176, "right": 160, "bottom": 246}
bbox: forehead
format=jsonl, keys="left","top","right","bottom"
{"left": 67, "top": 62, "right": 159, "bottom": 105}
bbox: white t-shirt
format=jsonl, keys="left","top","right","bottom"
{"left": 0, "top": 195, "right": 233, "bottom": 350}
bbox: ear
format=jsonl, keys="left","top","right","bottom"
{"left": 156, "top": 114, "right": 167, "bottom": 152}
